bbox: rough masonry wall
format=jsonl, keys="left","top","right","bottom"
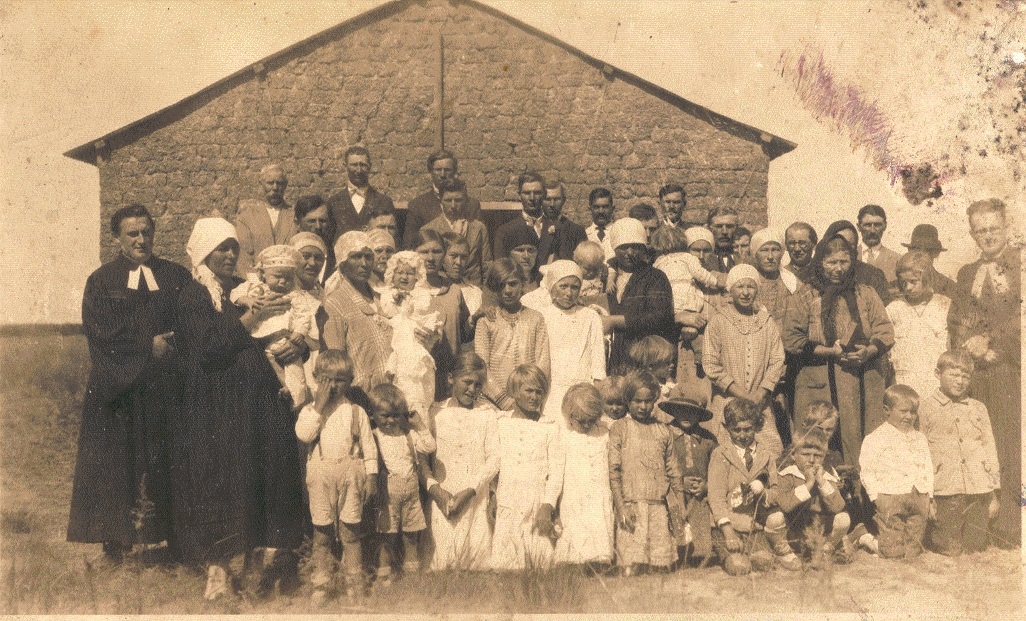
{"left": 98, "top": 0, "right": 770, "bottom": 264}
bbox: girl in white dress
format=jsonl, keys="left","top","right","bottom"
{"left": 425, "top": 352, "right": 499, "bottom": 571}
{"left": 531, "top": 260, "right": 607, "bottom": 424}
{"left": 492, "top": 364, "right": 565, "bottom": 570}
{"left": 886, "top": 251, "right": 952, "bottom": 399}
{"left": 380, "top": 251, "right": 442, "bottom": 416}
{"left": 554, "top": 383, "right": 614, "bottom": 568}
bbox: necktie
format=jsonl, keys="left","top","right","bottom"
{"left": 744, "top": 447, "right": 753, "bottom": 471}
{"left": 597, "top": 226, "right": 605, "bottom": 241}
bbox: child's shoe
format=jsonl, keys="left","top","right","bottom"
{"left": 204, "top": 564, "right": 231, "bottom": 601}
{"left": 749, "top": 550, "right": 775, "bottom": 572}
{"left": 809, "top": 543, "right": 834, "bottom": 570}
{"left": 310, "top": 586, "right": 330, "bottom": 607}
{"left": 723, "top": 554, "right": 752, "bottom": 576}
{"left": 775, "top": 551, "right": 802, "bottom": 571}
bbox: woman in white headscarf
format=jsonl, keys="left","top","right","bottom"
{"left": 531, "top": 260, "right": 607, "bottom": 423}
{"left": 171, "top": 218, "right": 305, "bottom": 600}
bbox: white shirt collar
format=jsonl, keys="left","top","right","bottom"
{"left": 126, "top": 263, "right": 159, "bottom": 291}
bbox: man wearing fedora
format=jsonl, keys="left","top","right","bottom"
{"left": 901, "top": 224, "right": 957, "bottom": 298}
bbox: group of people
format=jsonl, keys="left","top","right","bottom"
{"left": 67, "top": 145, "right": 1021, "bottom": 605}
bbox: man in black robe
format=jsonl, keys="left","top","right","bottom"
{"left": 67, "top": 204, "right": 191, "bottom": 561}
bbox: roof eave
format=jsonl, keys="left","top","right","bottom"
{"left": 64, "top": 0, "right": 796, "bottom": 165}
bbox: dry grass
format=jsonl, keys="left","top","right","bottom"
{"left": 0, "top": 331, "right": 1022, "bottom": 615}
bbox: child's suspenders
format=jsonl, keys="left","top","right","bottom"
{"left": 312, "top": 405, "right": 364, "bottom": 461}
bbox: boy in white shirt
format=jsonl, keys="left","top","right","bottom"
{"left": 859, "top": 384, "right": 934, "bottom": 560}
{"left": 295, "top": 350, "right": 378, "bottom": 603}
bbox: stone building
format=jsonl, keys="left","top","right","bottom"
{"left": 66, "top": 0, "right": 795, "bottom": 265}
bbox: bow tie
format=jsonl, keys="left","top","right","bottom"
{"left": 127, "top": 264, "right": 159, "bottom": 291}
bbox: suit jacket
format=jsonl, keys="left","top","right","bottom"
{"left": 712, "top": 248, "right": 735, "bottom": 274}
{"left": 234, "top": 199, "right": 298, "bottom": 276}
{"left": 860, "top": 244, "right": 901, "bottom": 283}
{"left": 493, "top": 215, "right": 559, "bottom": 265}
{"left": 854, "top": 260, "right": 894, "bottom": 306}
{"left": 607, "top": 263, "right": 675, "bottom": 373}
{"left": 552, "top": 216, "right": 588, "bottom": 260}
{"left": 707, "top": 443, "right": 773, "bottom": 532}
{"left": 402, "top": 188, "right": 482, "bottom": 250}
{"left": 951, "top": 245, "right": 1021, "bottom": 366}
{"left": 422, "top": 215, "right": 491, "bottom": 285}
{"left": 326, "top": 186, "right": 395, "bottom": 240}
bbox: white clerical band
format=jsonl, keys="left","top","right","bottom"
{"left": 127, "top": 265, "right": 160, "bottom": 291}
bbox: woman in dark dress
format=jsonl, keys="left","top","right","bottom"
{"left": 949, "top": 199, "right": 1021, "bottom": 547}
{"left": 172, "top": 217, "right": 305, "bottom": 600}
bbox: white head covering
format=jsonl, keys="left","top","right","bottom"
{"left": 186, "top": 217, "right": 238, "bottom": 269}
{"left": 325, "top": 231, "right": 373, "bottom": 295}
{"left": 185, "top": 217, "right": 238, "bottom": 312}
{"left": 684, "top": 226, "right": 715, "bottom": 249}
{"left": 750, "top": 228, "right": 783, "bottom": 254}
{"left": 333, "top": 231, "right": 373, "bottom": 267}
{"left": 289, "top": 231, "right": 327, "bottom": 256}
{"left": 726, "top": 263, "right": 761, "bottom": 291}
{"left": 607, "top": 217, "right": 648, "bottom": 250}
{"left": 256, "top": 244, "right": 302, "bottom": 270}
{"left": 367, "top": 228, "right": 396, "bottom": 251}
{"left": 540, "top": 259, "right": 584, "bottom": 291}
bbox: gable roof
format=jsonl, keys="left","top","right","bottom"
{"left": 64, "top": 0, "right": 796, "bottom": 165}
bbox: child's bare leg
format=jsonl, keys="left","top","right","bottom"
{"left": 401, "top": 531, "right": 421, "bottom": 574}
{"left": 283, "top": 360, "right": 310, "bottom": 408}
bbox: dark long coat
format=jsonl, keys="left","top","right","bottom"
{"left": 950, "top": 245, "right": 1021, "bottom": 542}
{"left": 170, "top": 278, "right": 304, "bottom": 565}
{"left": 67, "top": 254, "right": 191, "bottom": 545}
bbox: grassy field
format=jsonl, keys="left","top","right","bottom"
{"left": 0, "top": 331, "right": 1022, "bottom": 615}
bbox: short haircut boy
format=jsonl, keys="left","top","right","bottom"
{"left": 723, "top": 397, "right": 764, "bottom": 432}
{"left": 883, "top": 384, "right": 920, "bottom": 412}
{"left": 315, "top": 349, "right": 355, "bottom": 378}
{"left": 367, "top": 383, "right": 409, "bottom": 417}
{"left": 936, "top": 349, "right": 974, "bottom": 374}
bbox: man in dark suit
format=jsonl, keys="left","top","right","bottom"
{"left": 493, "top": 171, "right": 558, "bottom": 265}
{"left": 401, "top": 149, "right": 481, "bottom": 249}
{"left": 542, "top": 179, "right": 587, "bottom": 260}
{"left": 707, "top": 206, "right": 740, "bottom": 273}
{"left": 326, "top": 146, "right": 395, "bottom": 240}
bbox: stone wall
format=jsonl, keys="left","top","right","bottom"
{"left": 97, "top": 0, "right": 771, "bottom": 264}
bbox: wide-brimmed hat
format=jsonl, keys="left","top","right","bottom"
{"left": 902, "top": 224, "right": 946, "bottom": 253}
{"left": 657, "top": 386, "right": 713, "bottom": 422}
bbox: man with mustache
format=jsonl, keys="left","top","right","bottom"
{"left": 783, "top": 221, "right": 817, "bottom": 283}
{"left": 234, "top": 163, "right": 298, "bottom": 276}
{"left": 707, "top": 206, "right": 740, "bottom": 273}
{"left": 327, "top": 146, "right": 395, "bottom": 240}
{"left": 585, "top": 187, "right": 616, "bottom": 261}
{"left": 857, "top": 204, "right": 900, "bottom": 284}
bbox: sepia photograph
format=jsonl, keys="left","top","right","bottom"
{"left": 0, "top": 0, "right": 1022, "bottom": 616}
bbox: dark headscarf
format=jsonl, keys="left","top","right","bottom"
{"left": 504, "top": 223, "right": 541, "bottom": 280}
{"left": 810, "top": 231, "right": 867, "bottom": 348}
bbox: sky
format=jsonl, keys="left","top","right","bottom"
{"left": 1, "top": 0, "right": 1022, "bottom": 324}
